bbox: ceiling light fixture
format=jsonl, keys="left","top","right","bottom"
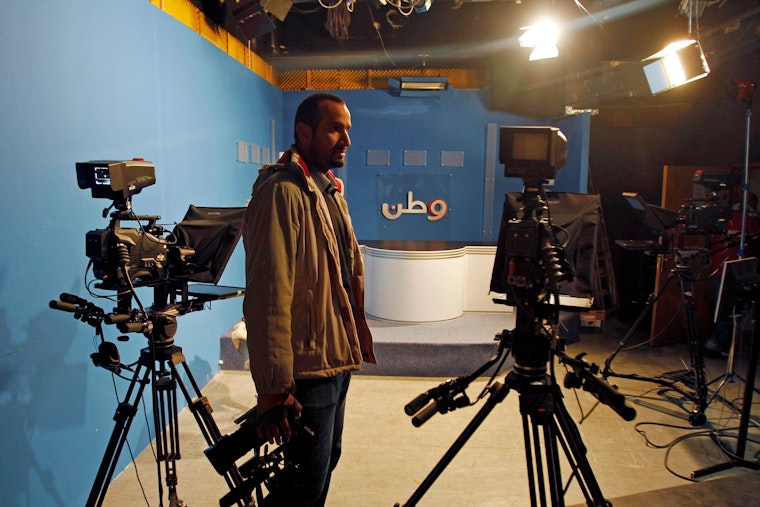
{"left": 642, "top": 39, "right": 710, "bottom": 95}
{"left": 388, "top": 76, "right": 449, "bottom": 96}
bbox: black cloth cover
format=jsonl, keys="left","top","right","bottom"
{"left": 490, "top": 192, "right": 601, "bottom": 299}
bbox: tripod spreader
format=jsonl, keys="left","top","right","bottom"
{"left": 560, "top": 352, "right": 637, "bottom": 422}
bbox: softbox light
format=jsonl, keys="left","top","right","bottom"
{"left": 643, "top": 39, "right": 710, "bottom": 95}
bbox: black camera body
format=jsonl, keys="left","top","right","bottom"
{"left": 76, "top": 159, "right": 170, "bottom": 290}
{"left": 504, "top": 220, "right": 542, "bottom": 259}
{"left": 681, "top": 200, "right": 732, "bottom": 234}
{"left": 85, "top": 222, "right": 171, "bottom": 290}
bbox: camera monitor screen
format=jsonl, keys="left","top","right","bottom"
{"left": 622, "top": 192, "right": 679, "bottom": 233}
{"left": 76, "top": 160, "right": 156, "bottom": 203}
{"left": 513, "top": 132, "right": 549, "bottom": 161}
{"left": 499, "top": 126, "right": 567, "bottom": 181}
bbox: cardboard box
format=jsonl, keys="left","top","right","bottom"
{"left": 580, "top": 310, "right": 605, "bottom": 332}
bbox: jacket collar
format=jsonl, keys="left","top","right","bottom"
{"left": 279, "top": 147, "right": 343, "bottom": 194}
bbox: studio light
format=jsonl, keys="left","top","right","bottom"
{"left": 642, "top": 39, "right": 710, "bottom": 95}
{"left": 519, "top": 20, "right": 559, "bottom": 61}
{"left": 232, "top": 1, "right": 276, "bottom": 39}
{"left": 261, "top": 0, "right": 292, "bottom": 22}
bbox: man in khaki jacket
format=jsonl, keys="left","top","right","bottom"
{"left": 243, "top": 93, "right": 375, "bottom": 506}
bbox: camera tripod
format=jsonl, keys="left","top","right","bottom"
{"left": 602, "top": 248, "right": 708, "bottom": 426}
{"left": 401, "top": 172, "right": 632, "bottom": 506}
{"left": 397, "top": 320, "right": 634, "bottom": 507}
{"left": 86, "top": 311, "right": 251, "bottom": 507}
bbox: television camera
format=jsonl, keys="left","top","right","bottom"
{"left": 490, "top": 126, "right": 573, "bottom": 369}
{"left": 682, "top": 169, "right": 737, "bottom": 234}
{"left": 75, "top": 160, "right": 245, "bottom": 298}
{"left": 602, "top": 169, "right": 740, "bottom": 427}
{"left": 396, "top": 127, "right": 634, "bottom": 507}
{"left": 615, "top": 170, "right": 735, "bottom": 262}
{"left": 50, "top": 160, "right": 250, "bottom": 507}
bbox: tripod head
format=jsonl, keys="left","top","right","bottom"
{"left": 48, "top": 281, "right": 240, "bottom": 377}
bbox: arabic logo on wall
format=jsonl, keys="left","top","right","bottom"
{"left": 381, "top": 191, "right": 449, "bottom": 222}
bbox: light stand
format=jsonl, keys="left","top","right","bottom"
{"left": 705, "top": 307, "right": 760, "bottom": 410}
{"left": 693, "top": 284, "right": 760, "bottom": 478}
{"left": 737, "top": 79, "right": 755, "bottom": 259}
{"left": 707, "top": 80, "right": 757, "bottom": 403}
{"left": 693, "top": 80, "right": 760, "bottom": 478}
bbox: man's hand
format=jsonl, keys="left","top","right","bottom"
{"left": 256, "top": 392, "right": 303, "bottom": 444}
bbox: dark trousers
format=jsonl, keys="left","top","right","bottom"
{"left": 265, "top": 372, "right": 351, "bottom": 507}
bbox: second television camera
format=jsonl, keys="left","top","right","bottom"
{"left": 490, "top": 127, "right": 572, "bottom": 311}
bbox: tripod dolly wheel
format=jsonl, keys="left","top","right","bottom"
{"left": 689, "top": 409, "right": 707, "bottom": 427}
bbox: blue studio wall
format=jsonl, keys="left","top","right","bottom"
{"left": 283, "top": 89, "right": 590, "bottom": 242}
{"left": 0, "top": 1, "right": 280, "bottom": 505}
{"left": 0, "top": 1, "right": 590, "bottom": 505}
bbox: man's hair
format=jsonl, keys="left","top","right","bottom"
{"left": 293, "top": 93, "right": 346, "bottom": 144}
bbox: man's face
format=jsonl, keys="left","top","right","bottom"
{"left": 298, "top": 100, "right": 352, "bottom": 172}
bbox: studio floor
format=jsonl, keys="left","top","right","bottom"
{"left": 103, "top": 313, "right": 759, "bottom": 506}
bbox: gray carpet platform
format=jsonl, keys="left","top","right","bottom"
{"left": 221, "top": 312, "right": 516, "bottom": 376}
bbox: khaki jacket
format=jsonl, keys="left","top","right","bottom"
{"left": 243, "top": 148, "right": 375, "bottom": 396}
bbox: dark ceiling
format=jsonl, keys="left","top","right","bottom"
{"left": 196, "top": 0, "right": 760, "bottom": 73}
{"left": 194, "top": 0, "right": 759, "bottom": 115}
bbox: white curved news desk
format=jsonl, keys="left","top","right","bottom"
{"left": 361, "top": 241, "right": 510, "bottom": 323}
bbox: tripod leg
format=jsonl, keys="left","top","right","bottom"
{"left": 522, "top": 413, "right": 541, "bottom": 507}
{"left": 396, "top": 381, "right": 511, "bottom": 507}
{"left": 87, "top": 360, "right": 152, "bottom": 507}
{"left": 520, "top": 382, "right": 608, "bottom": 507}
{"left": 168, "top": 347, "right": 250, "bottom": 505}
{"left": 551, "top": 391, "right": 608, "bottom": 506}
{"left": 153, "top": 359, "right": 182, "bottom": 505}
{"left": 603, "top": 270, "right": 675, "bottom": 378}
{"left": 678, "top": 276, "right": 708, "bottom": 425}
